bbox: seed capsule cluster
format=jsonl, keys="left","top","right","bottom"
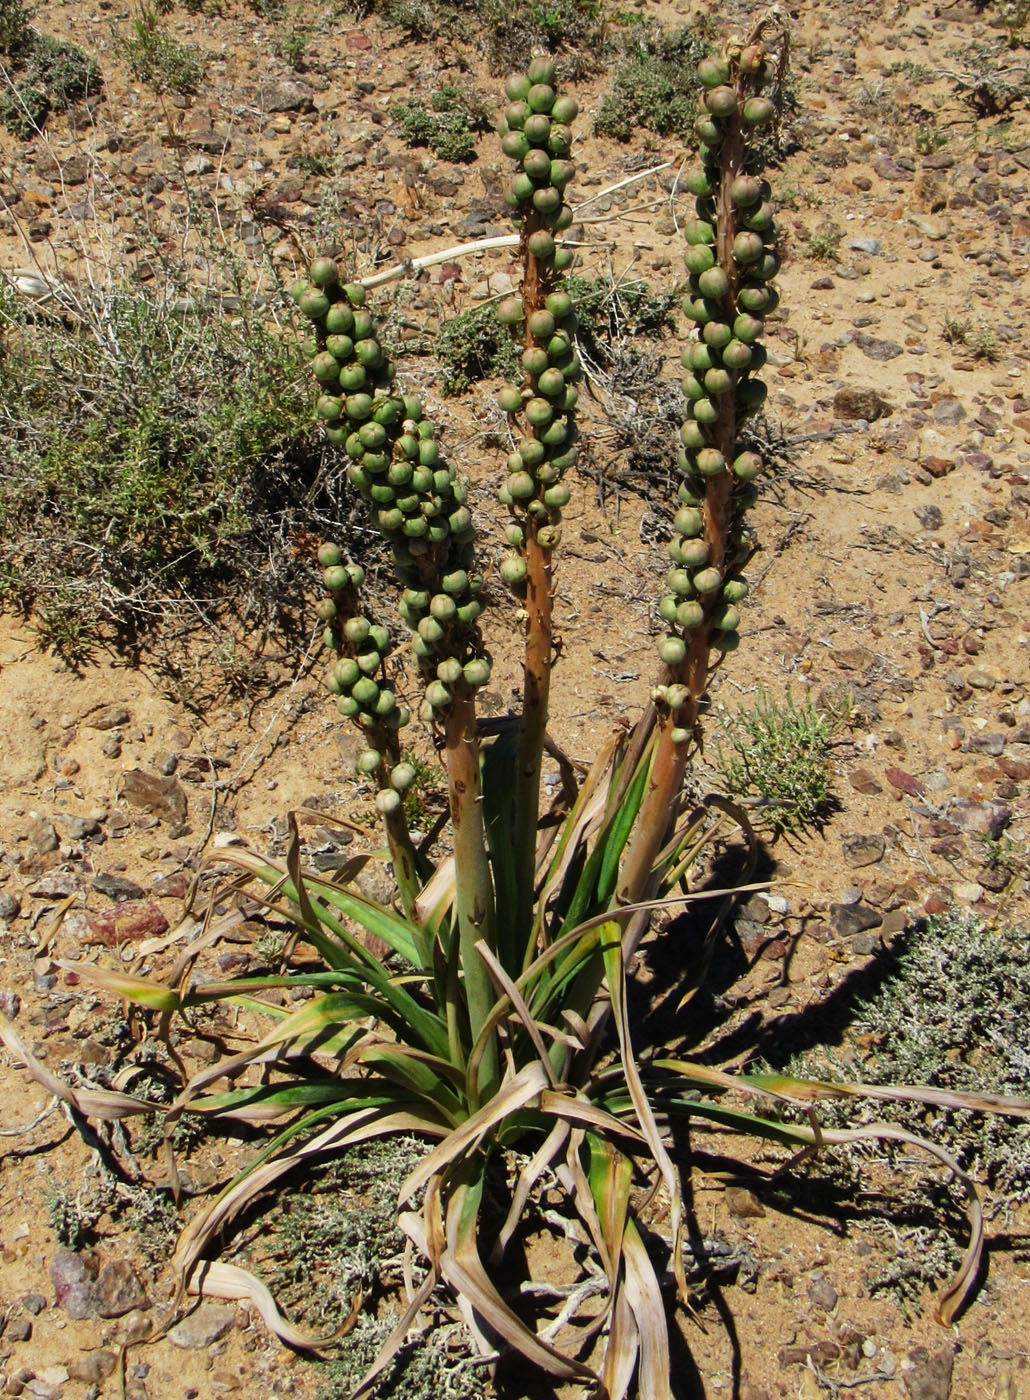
{"left": 498, "top": 55, "right": 577, "bottom": 268}
{"left": 297, "top": 259, "right": 490, "bottom": 723}
{"left": 495, "top": 56, "right": 581, "bottom": 584}
{"left": 317, "top": 543, "right": 410, "bottom": 791}
{"left": 658, "top": 42, "right": 779, "bottom": 668}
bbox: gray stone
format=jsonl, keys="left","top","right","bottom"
{"left": 93, "top": 1259, "right": 148, "bottom": 1318}
{"left": 848, "top": 237, "right": 881, "bottom": 255}
{"left": 841, "top": 833, "right": 886, "bottom": 868}
{"left": 933, "top": 398, "right": 965, "bottom": 425}
{"left": 67, "top": 1351, "right": 118, "bottom": 1384}
{"left": 29, "top": 871, "right": 82, "bottom": 898}
{"left": 904, "top": 1345, "right": 954, "bottom": 1400}
{"left": 92, "top": 872, "right": 146, "bottom": 902}
{"left": 168, "top": 1303, "right": 236, "bottom": 1349}
{"left": 257, "top": 79, "right": 315, "bottom": 113}
{"left": 0, "top": 892, "right": 21, "bottom": 920}
{"left": 807, "top": 1275, "right": 839, "bottom": 1312}
{"left": 856, "top": 334, "right": 903, "bottom": 361}
{"left": 183, "top": 154, "right": 214, "bottom": 176}
{"left": 966, "top": 733, "right": 1005, "bottom": 756}
{"left": 50, "top": 1248, "right": 97, "bottom": 1320}
{"left": 830, "top": 903, "right": 882, "bottom": 938}
{"left": 85, "top": 705, "right": 129, "bottom": 731}
{"left": 950, "top": 799, "right": 1010, "bottom": 838}
{"left": 26, "top": 817, "right": 59, "bottom": 854}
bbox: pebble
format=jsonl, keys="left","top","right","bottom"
{"left": 848, "top": 237, "right": 881, "bottom": 255}
{"left": 0, "top": 892, "right": 21, "bottom": 920}
{"left": 904, "top": 1345, "right": 954, "bottom": 1400}
{"left": 168, "top": 1303, "right": 236, "bottom": 1349}
{"left": 830, "top": 903, "right": 882, "bottom": 937}
{"left": 950, "top": 798, "right": 1010, "bottom": 837}
{"left": 93, "top": 1259, "right": 148, "bottom": 1318}
{"left": 953, "top": 881, "right": 984, "bottom": 904}
{"left": 807, "top": 1275, "right": 839, "bottom": 1312}
{"left": 85, "top": 704, "right": 130, "bottom": 731}
{"left": 841, "top": 832, "right": 886, "bottom": 868}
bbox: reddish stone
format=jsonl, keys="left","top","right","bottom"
{"left": 85, "top": 901, "right": 169, "bottom": 945}
{"left": 885, "top": 766, "right": 925, "bottom": 797}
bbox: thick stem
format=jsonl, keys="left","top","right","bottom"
{"left": 444, "top": 693, "right": 498, "bottom": 1100}
{"left": 512, "top": 220, "right": 554, "bottom": 945}
{"left": 381, "top": 802, "right": 422, "bottom": 927}
{"left": 617, "top": 96, "right": 748, "bottom": 929}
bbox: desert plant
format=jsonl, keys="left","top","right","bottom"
{"left": 6, "top": 18, "right": 1030, "bottom": 1400}
{"left": 122, "top": 2, "right": 205, "bottom": 95}
{"left": 0, "top": 14, "right": 101, "bottom": 136}
{"left": 715, "top": 686, "right": 838, "bottom": 835}
{"left": 391, "top": 85, "right": 491, "bottom": 163}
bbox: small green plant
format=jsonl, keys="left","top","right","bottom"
{"left": 715, "top": 687, "right": 837, "bottom": 834}
{"left": 942, "top": 312, "right": 1000, "bottom": 360}
{"left": 787, "top": 910, "right": 1030, "bottom": 1202}
{"left": 807, "top": 226, "right": 840, "bottom": 260}
{"left": 391, "top": 86, "right": 490, "bottom": 163}
{"left": 0, "top": 24, "right": 101, "bottom": 136}
{"left": 595, "top": 20, "right": 716, "bottom": 140}
{"left": 122, "top": 3, "right": 205, "bottom": 95}
{"left": 433, "top": 301, "right": 522, "bottom": 394}
{"left": 915, "top": 122, "right": 947, "bottom": 153}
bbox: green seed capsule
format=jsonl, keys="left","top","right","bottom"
{"left": 523, "top": 346, "right": 549, "bottom": 376}
{"left": 692, "top": 397, "right": 719, "bottom": 425}
{"left": 733, "top": 231, "right": 765, "bottom": 265}
{"left": 508, "top": 471, "right": 537, "bottom": 500}
{"left": 299, "top": 288, "right": 330, "bottom": 321}
{"left": 722, "top": 576, "right": 749, "bottom": 603}
{"left": 730, "top": 175, "right": 763, "bottom": 208}
{"left": 693, "top": 566, "right": 722, "bottom": 594}
{"left": 667, "top": 569, "right": 694, "bottom": 597}
{"left": 696, "top": 447, "right": 726, "bottom": 476}
{"left": 733, "top": 451, "right": 762, "bottom": 479}
{"left": 351, "top": 676, "right": 379, "bottom": 707}
{"left": 343, "top": 282, "right": 366, "bottom": 308}
{"left": 684, "top": 168, "right": 713, "bottom": 199}
{"left": 502, "top": 130, "right": 531, "bottom": 161}
{"left": 498, "top": 384, "right": 523, "bottom": 414}
{"left": 659, "top": 635, "right": 687, "bottom": 666}
{"left": 698, "top": 266, "right": 730, "bottom": 300}
{"left": 722, "top": 339, "right": 753, "bottom": 371}
{"left": 684, "top": 244, "right": 716, "bottom": 276}
{"left": 743, "top": 96, "right": 776, "bottom": 127}
{"left": 390, "top": 762, "right": 417, "bottom": 792}
{"left": 357, "top": 648, "right": 381, "bottom": 675}
{"left": 685, "top": 218, "right": 716, "bottom": 246}
{"left": 376, "top": 789, "right": 401, "bottom": 816}
{"left": 525, "top": 397, "right": 554, "bottom": 428}
{"left": 527, "top": 83, "right": 556, "bottom": 113}
{"left": 704, "top": 86, "right": 738, "bottom": 119}
{"left": 524, "top": 112, "right": 551, "bottom": 144}
{"left": 658, "top": 594, "right": 679, "bottom": 625}
{"left": 524, "top": 147, "right": 552, "bottom": 180}
{"left": 676, "top": 600, "right": 704, "bottom": 630}
{"left": 694, "top": 117, "right": 722, "bottom": 147}
{"left": 537, "top": 367, "right": 566, "bottom": 398}
{"left": 737, "top": 378, "right": 768, "bottom": 410}
{"left": 325, "top": 303, "right": 354, "bottom": 334}
{"left": 497, "top": 297, "right": 524, "bottom": 325}
{"left": 733, "top": 314, "right": 764, "bottom": 344}
{"left": 550, "top": 93, "right": 577, "bottom": 123}
{"left": 437, "top": 656, "right": 463, "bottom": 685}
{"left": 697, "top": 55, "right": 730, "bottom": 89}
{"left": 526, "top": 229, "right": 556, "bottom": 261}
{"left": 712, "top": 628, "right": 740, "bottom": 652}
{"left": 336, "top": 694, "right": 359, "bottom": 718}
{"left": 674, "top": 507, "right": 703, "bottom": 536}
{"left": 323, "top": 565, "right": 348, "bottom": 592}
{"left": 527, "top": 55, "right": 556, "bottom": 85}
{"left": 425, "top": 680, "right": 451, "bottom": 710}
{"left": 500, "top": 556, "right": 528, "bottom": 586}
{"left": 505, "top": 73, "right": 531, "bottom": 102}
{"left": 679, "top": 538, "right": 709, "bottom": 568}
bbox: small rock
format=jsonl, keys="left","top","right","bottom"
{"left": 726, "top": 1187, "right": 765, "bottom": 1219}
{"left": 932, "top": 398, "right": 965, "bottom": 426}
{"left": 5, "top": 1316, "right": 31, "bottom": 1342}
{"left": 21, "top": 1294, "right": 46, "bottom": 1316}
{"left": 841, "top": 833, "right": 886, "bottom": 868}
{"left": 0, "top": 990, "right": 21, "bottom": 1017}
{"left": 953, "top": 882, "right": 984, "bottom": 904}
{"left": 848, "top": 237, "right": 881, "bottom": 255}
{"left": 807, "top": 1276, "right": 839, "bottom": 1312}
{"left": 84, "top": 900, "right": 170, "bottom": 946}
{"left": 0, "top": 892, "right": 21, "bottom": 920}
{"left": 92, "top": 872, "right": 146, "bottom": 902}
{"left": 93, "top": 1259, "right": 148, "bottom": 1318}
{"left": 885, "top": 766, "right": 925, "bottom": 797}
{"left": 856, "top": 334, "right": 903, "bottom": 361}
{"left": 29, "top": 872, "right": 82, "bottom": 898}
{"left": 904, "top": 1345, "right": 954, "bottom": 1400}
{"left": 830, "top": 903, "right": 882, "bottom": 938}
{"left": 966, "top": 669, "right": 997, "bottom": 691}
{"left": 183, "top": 154, "right": 214, "bottom": 176}
{"left": 85, "top": 705, "right": 130, "bottom": 731}
{"left": 914, "top": 504, "right": 943, "bottom": 530}
{"left": 67, "top": 1352, "right": 118, "bottom": 1385}
{"left": 257, "top": 79, "right": 315, "bottom": 113}
{"left": 117, "top": 770, "right": 188, "bottom": 825}
{"left": 950, "top": 799, "right": 1010, "bottom": 838}
{"left": 907, "top": 212, "right": 950, "bottom": 240}
{"left": 26, "top": 818, "right": 59, "bottom": 854}
{"left": 848, "top": 767, "right": 883, "bottom": 795}
{"left": 168, "top": 1303, "right": 236, "bottom": 1349}
{"left": 50, "top": 1249, "right": 97, "bottom": 1321}
{"left": 833, "top": 386, "right": 891, "bottom": 421}
{"left": 966, "top": 733, "right": 1005, "bottom": 756}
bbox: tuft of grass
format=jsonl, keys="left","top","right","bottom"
{"left": 715, "top": 687, "right": 838, "bottom": 835}
{"left": 595, "top": 20, "right": 716, "bottom": 141}
{"left": 807, "top": 227, "right": 840, "bottom": 261}
{"left": 121, "top": 3, "right": 206, "bottom": 95}
{"left": 942, "top": 312, "right": 1000, "bottom": 360}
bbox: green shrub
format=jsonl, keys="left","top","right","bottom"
{"left": 0, "top": 24, "right": 101, "bottom": 135}
{"left": 788, "top": 910, "right": 1030, "bottom": 1202}
{"left": 391, "top": 85, "right": 490, "bottom": 163}
{"left": 0, "top": 271, "right": 323, "bottom": 646}
{"left": 595, "top": 20, "right": 716, "bottom": 140}
{"left": 433, "top": 301, "right": 521, "bottom": 394}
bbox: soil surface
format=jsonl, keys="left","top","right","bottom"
{"left": 1, "top": 1, "right": 1029, "bottom": 1398}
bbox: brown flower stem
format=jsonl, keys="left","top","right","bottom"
{"left": 443, "top": 693, "right": 498, "bottom": 1101}
{"left": 512, "top": 217, "right": 554, "bottom": 945}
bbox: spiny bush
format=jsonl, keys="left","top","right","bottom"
{"left": 595, "top": 19, "right": 717, "bottom": 140}
{"left": 0, "top": 10, "right": 101, "bottom": 136}
{"left": 0, "top": 273, "right": 321, "bottom": 645}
